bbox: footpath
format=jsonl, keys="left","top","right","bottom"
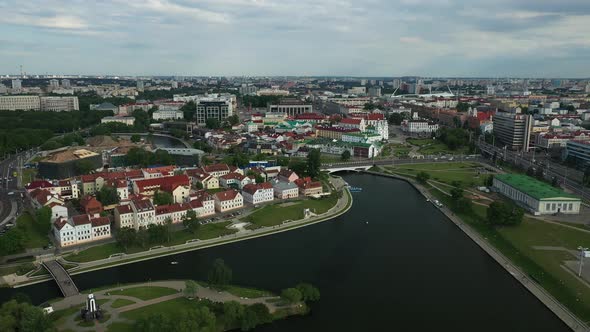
{"left": 10, "top": 177, "right": 352, "bottom": 288}
{"left": 365, "top": 170, "right": 589, "bottom": 332}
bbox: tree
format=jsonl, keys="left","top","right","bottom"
{"left": 240, "top": 307, "right": 259, "bottom": 331}
{"left": 340, "top": 150, "right": 351, "bottom": 161}
{"left": 177, "top": 307, "right": 217, "bottom": 332}
{"left": 132, "top": 109, "right": 150, "bottom": 130}
{"left": 551, "top": 176, "right": 559, "bottom": 187}
{"left": 184, "top": 280, "right": 198, "bottom": 298}
{"left": 295, "top": 283, "right": 320, "bottom": 302}
{"left": 134, "top": 312, "right": 174, "bottom": 332}
{"left": 0, "top": 227, "right": 26, "bottom": 255}
{"left": 35, "top": 206, "right": 52, "bottom": 234}
{"left": 248, "top": 303, "right": 272, "bottom": 324}
{"left": 223, "top": 301, "right": 245, "bottom": 327}
{"left": 280, "top": 288, "right": 302, "bottom": 303}
{"left": 183, "top": 209, "right": 200, "bottom": 234}
{"left": 181, "top": 101, "right": 197, "bottom": 121}
{"left": 486, "top": 201, "right": 524, "bottom": 226}
{"left": 363, "top": 102, "right": 376, "bottom": 110}
{"left": 208, "top": 258, "right": 232, "bottom": 286}
{"left": 526, "top": 166, "right": 535, "bottom": 177}
{"left": 534, "top": 167, "right": 544, "bottom": 180}
{"left": 456, "top": 102, "right": 469, "bottom": 112}
{"left": 96, "top": 185, "right": 119, "bottom": 206}
{"left": 228, "top": 114, "right": 240, "bottom": 126}
{"left": 75, "top": 159, "right": 96, "bottom": 174}
{"left": 136, "top": 227, "right": 150, "bottom": 248}
{"left": 289, "top": 160, "right": 307, "bottom": 177}
{"left": 416, "top": 171, "right": 430, "bottom": 184}
{"left": 306, "top": 149, "right": 321, "bottom": 179}
{"left": 205, "top": 118, "right": 221, "bottom": 129}
{"left": 484, "top": 175, "right": 494, "bottom": 187}
{"left": 0, "top": 300, "right": 55, "bottom": 332}
{"left": 147, "top": 224, "right": 167, "bottom": 245}
{"left": 165, "top": 217, "right": 173, "bottom": 243}
{"left": 153, "top": 190, "right": 173, "bottom": 206}
{"left": 131, "top": 134, "right": 141, "bottom": 143}
{"left": 388, "top": 113, "right": 403, "bottom": 125}
{"left": 115, "top": 227, "right": 136, "bottom": 251}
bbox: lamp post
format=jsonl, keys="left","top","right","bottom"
{"left": 578, "top": 246, "right": 588, "bottom": 277}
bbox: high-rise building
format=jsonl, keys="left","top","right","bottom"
{"left": 392, "top": 79, "right": 401, "bottom": 89}
{"left": 585, "top": 83, "right": 590, "bottom": 94}
{"left": 195, "top": 98, "right": 233, "bottom": 126}
{"left": 40, "top": 96, "right": 79, "bottom": 112}
{"left": 49, "top": 79, "right": 59, "bottom": 89}
{"left": 493, "top": 111, "right": 532, "bottom": 151}
{"left": 0, "top": 84, "right": 7, "bottom": 94}
{"left": 368, "top": 86, "right": 382, "bottom": 97}
{"left": 62, "top": 79, "right": 71, "bottom": 88}
{"left": 239, "top": 84, "right": 258, "bottom": 95}
{"left": 11, "top": 79, "right": 22, "bottom": 91}
{"left": 137, "top": 80, "right": 144, "bottom": 92}
{"left": 486, "top": 85, "right": 495, "bottom": 95}
{"left": 360, "top": 79, "right": 367, "bottom": 86}
{"left": 267, "top": 98, "right": 313, "bottom": 116}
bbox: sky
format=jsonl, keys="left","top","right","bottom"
{"left": 1, "top": 0, "right": 590, "bottom": 77}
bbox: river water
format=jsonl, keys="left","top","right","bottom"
{"left": 0, "top": 173, "right": 569, "bottom": 331}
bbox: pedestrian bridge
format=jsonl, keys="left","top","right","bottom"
{"left": 42, "top": 260, "right": 79, "bottom": 297}
{"left": 322, "top": 165, "right": 372, "bottom": 173}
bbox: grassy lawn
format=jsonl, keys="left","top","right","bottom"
{"left": 22, "top": 168, "right": 37, "bottom": 184}
{"left": 17, "top": 213, "right": 50, "bottom": 249}
{"left": 109, "top": 286, "right": 177, "bottom": 301}
{"left": 111, "top": 298, "right": 136, "bottom": 308}
{"left": 66, "top": 222, "right": 237, "bottom": 263}
{"left": 119, "top": 297, "right": 192, "bottom": 320}
{"left": 386, "top": 162, "right": 491, "bottom": 187}
{"left": 407, "top": 138, "right": 434, "bottom": 146}
{"left": 221, "top": 284, "right": 275, "bottom": 298}
{"left": 246, "top": 195, "right": 338, "bottom": 228}
{"left": 0, "top": 263, "right": 36, "bottom": 276}
{"left": 428, "top": 186, "right": 590, "bottom": 322}
{"left": 407, "top": 137, "right": 467, "bottom": 155}
{"left": 106, "top": 322, "right": 134, "bottom": 332}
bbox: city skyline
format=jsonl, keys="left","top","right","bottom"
{"left": 1, "top": 0, "right": 590, "bottom": 77}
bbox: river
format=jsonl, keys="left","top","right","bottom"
{"left": 0, "top": 173, "right": 569, "bottom": 331}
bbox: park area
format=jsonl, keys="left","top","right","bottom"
{"left": 384, "top": 162, "right": 493, "bottom": 187}
{"left": 407, "top": 138, "right": 468, "bottom": 155}
{"left": 245, "top": 194, "right": 339, "bottom": 229}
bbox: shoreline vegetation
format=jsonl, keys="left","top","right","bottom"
{"left": 4, "top": 179, "right": 352, "bottom": 288}
{"left": 5, "top": 258, "right": 320, "bottom": 331}
{"left": 366, "top": 164, "right": 590, "bottom": 330}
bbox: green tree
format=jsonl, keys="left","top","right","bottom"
{"left": 208, "top": 258, "right": 232, "bottom": 286}
{"left": 134, "top": 312, "right": 174, "bottom": 332}
{"left": 181, "top": 101, "right": 197, "bottom": 121}
{"left": 223, "top": 301, "right": 245, "bottom": 327}
{"left": 484, "top": 175, "right": 494, "bottom": 187}
{"left": 96, "top": 185, "right": 119, "bottom": 206}
{"left": 206, "top": 118, "right": 221, "bottom": 129}
{"left": 184, "top": 280, "right": 198, "bottom": 298}
{"left": 280, "top": 288, "right": 302, "bottom": 303}
{"left": 132, "top": 109, "right": 150, "bottom": 130}
{"left": 340, "top": 150, "right": 351, "bottom": 161}
{"left": 363, "top": 102, "right": 376, "bottom": 110}
{"left": 456, "top": 102, "right": 469, "bottom": 112}
{"left": 35, "top": 206, "right": 52, "bottom": 234}
{"left": 0, "top": 227, "right": 26, "bottom": 255}
{"left": 534, "top": 167, "right": 544, "bottom": 180}
{"left": 228, "top": 114, "right": 240, "bottom": 126}
{"left": 131, "top": 134, "right": 141, "bottom": 143}
{"left": 388, "top": 113, "right": 403, "bottom": 125}
{"left": 295, "top": 283, "right": 320, "bottom": 302}
{"left": 416, "top": 171, "right": 430, "bottom": 184}
{"left": 289, "top": 160, "right": 307, "bottom": 177}
{"left": 153, "top": 190, "right": 174, "bottom": 205}
{"left": 136, "top": 227, "right": 150, "bottom": 248}
{"left": 486, "top": 201, "right": 524, "bottom": 226}
{"left": 526, "top": 166, "right": 535, "bottom": 177}
{"left": 177, "top": 307, "right": 217, "bottom": 332}
{"left": 115, "top": 227, "right": 136, "bottom": 251}
{"left": 147, "top": 224, "right": 167, "bottom": 245}
{"left": 248, "top": 303, "right": 272, "bottom": 324}
{"left": 306, "top": 148, "right": 321, "bottom": 179}
{"left": 75, "top": 159, "right": 96, "bottom": 174}
{"left": 182, "top": 209, "right": 200, "bottom": 234}
{"left": 240, "top": 308, "right": 259, "bottom": 331}
{"left": 0, "top": 300, "right": 55, "bottom": 332}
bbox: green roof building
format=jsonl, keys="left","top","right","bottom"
{"left": 493, "top": 174, "right": 581, "bottom": 215}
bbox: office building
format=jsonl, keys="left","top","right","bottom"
{"left": 49, "top": 79, "right": 60, "bottom": 89}
{"left": 267, "top": 98, "right": 312, "bottom": 116}
{"left": 493, "top": 174, "right": 581, "bottom": 215}
{"left": 40, "top": 96, "right": 79, "bottom": 111}
{"left": 368, "top": 86, "right": 382, "bottom": 97}
{"left": 564, "top": 140, "right": 590, "bottom": 168}
{"left": 62, "top": 79, "right": 71, "bottom": 88}
{"left": 11, "top": 79, "right": 22, "bottom": 91}
{"left": 239, "top": 84, "right": 258, "bottom": 95}
{"left": 0, "top": 95, "right": 40, "bottom": 110}
{"left": 137, "top": 80, "right": 144, "bottom": 92}
{"left": 493, "top": 112, "right": 532, "bottom": 151}
{"left": 196, "top": 98, "right": 233, "bottom": 126}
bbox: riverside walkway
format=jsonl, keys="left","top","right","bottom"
{"left": 42, "top": 260, "right": 79, "bottom": 297}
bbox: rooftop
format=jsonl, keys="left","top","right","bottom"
{"left": 494, "top": 174, "right": 580, "bottom": 200}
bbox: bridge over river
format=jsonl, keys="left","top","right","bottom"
{"left": 42, "top": 260, "right": 79, "bottom": 297}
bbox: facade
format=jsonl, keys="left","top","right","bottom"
{"left": 153, "top": 109, "right": 184, "bottom": 120}
{"left": 493, "top": 112, "right": 532, "bottom": 151}
{"left": 242, "top": 183, "right": 274, "bottom": 204}
{"left": 213, "top": 189, "right": 244, "bottom": 212}
{"left": 402, "top": 120, "right": 439, "bottom": 133}
{"left": 564, "top": 140, "right": 590, "bottom": 167}
{"left": 196, "top": 99, "right": 233, "bottom": 126}
{"left": 101, "top": 116, "right": 136, "bottom": 126}
{"left": 39, "top": 97, "right": 79, "bottom": 111}
{"left": 0, "top": 95, "right": 41, "bottom": 111}
{"left": 267, "top": 99, "right": 313, "bottom": 116}
{"left": 278, "top": 169, "right": 299, "bottom": 183}
{"left": 295, "top": 177, "right": 324, "bottom": 196}
{"left": 493, "top": 174, "right": 581, "bottom": 215}
{"left": 272, "top": 180, "right": 299, "bottom": 199}
{"left": 52, "top": 214, "right": 111, "bottom": 247}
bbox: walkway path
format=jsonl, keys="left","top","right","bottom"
{"left": 53, "top": 280, "right": 288, "bottom": 331}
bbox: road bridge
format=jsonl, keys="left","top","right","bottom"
{"left": 42, "top": 260, "right": 79, "bottom": 297}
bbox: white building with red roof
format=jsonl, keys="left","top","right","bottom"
{"left": 213, "top": 189, "right": 243, "bottom": 212}
{"left": 185, "top": 168, "right": 219, "bottom": 189}
{"left": 338, "top": 117, "right": 366, "bottom": 132}
{"left": 142, "top": 165, "right": 176, "bottom": 179}
{"left": 202, "top": 163, "right": 231, "bottom": 177}
{"left": 219, "top": 172, "right": 254, "bottom": 189}
{"left": 52, "top": 214, "right": 111, "bottom": 247}
{"left": 30, "top": 188, "right": 64, "bottom": 209}
{"left": 25, "top": 180, "right": 54, "bottom": 193}
{"left": 278, "top": 169, "right": 299, "bottom": 183}
{"left": 242, "top": 183, "right": 274, "bottom": 205}
{"left": 133, "top": 174, "right": 190, "bottom": 199}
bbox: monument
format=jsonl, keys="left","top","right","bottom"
{"left": 81, "top": 294, "right": 103, "bottom": 321}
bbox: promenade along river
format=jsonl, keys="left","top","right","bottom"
{"left": 0, "top": 174, "right": 569, "bottom": 331}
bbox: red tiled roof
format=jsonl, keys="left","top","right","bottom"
{"left": 221, "top": 173, "right": 245, "bottom": 181}
{"left": 135, "top": 174, "right": 189, "bottom": 193}
{"left": 155, "top": 203, "right": 185, "bottom": 215}
{"left": 72, "top": 214, "right": 91, "bottom": 226}
{"left": 25, "top": 180, "right": 53, "bottom": 190}
{"left": 91, "top": 216, "right": 110, "bottom": 227}
{"left": 132, "top": 199, "right": 154, "bottom": 211}
{"left": 203, "top": 163, "right": 230, "bottom": 173}
{"left": 115, "top": 204, "right": 132, "bottom": 214}
{"left": 242, "top": 182, "right": 273, "bottom": 194}
{"left": 339, "top": 118, "right": 362, "bottom": 125}
{"left": 214, "top": 189, "right": 239, "bottom": 201}
{"left": 53, "top": 217, "right": 69, "bottom": 230}
{"left": 144, "top": 165, "right": 176, "bottom": 174}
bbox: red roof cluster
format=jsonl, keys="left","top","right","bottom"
{"left": 135, "top": 174, "right": 190, "bottom": 193}
{"left": 242, "top": 182, "right": 273, "bottom": 194}
{"left": 214, "top": 189, "right": 240, "bottom": 201}
{"left": 25, "top": 180, "right": 53, "bottom": 191}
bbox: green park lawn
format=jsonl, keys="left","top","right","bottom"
{"left": 245, "top": 195, "right": 338, "bottom": 228}
{"left": 428, "top": 186, "right": 590, "bottom": 322}
{"left": 120, "top": 297, "right": 191, "bottom": 320}
{"left": 109, "top": 286, "right": 177, "bottom": 301}
{"left": 407, "top": 138, "right": 434, "bottom": 146}
{"left": 17, "top": 213, "right": 51, "bottom": 249}
{"left": 385, "top": 162, "right": 491, "bottom": 187}
{"left": 219, "top": 284, "right": 274, "bottom": 298}
{"left": 66, "top": 222, "right": 237, "bottom": 263}
{"left": 407, "top": 137, "right": 467, "bottom": 155}
{"left": 111, "top": 298, "right": 136, "bottom": 308}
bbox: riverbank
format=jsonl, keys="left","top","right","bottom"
{"left": 365, "top": 169, "right": 589, "bottom": 331}
{"left": 48, "top": 279, "right": 308, "bottom": 332}
{"left": 7, "top": 177, "right": 352, "bottom": 288}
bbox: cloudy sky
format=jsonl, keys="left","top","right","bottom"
{"left": 1, "top": 0, "right": 589, "bottom": 77}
